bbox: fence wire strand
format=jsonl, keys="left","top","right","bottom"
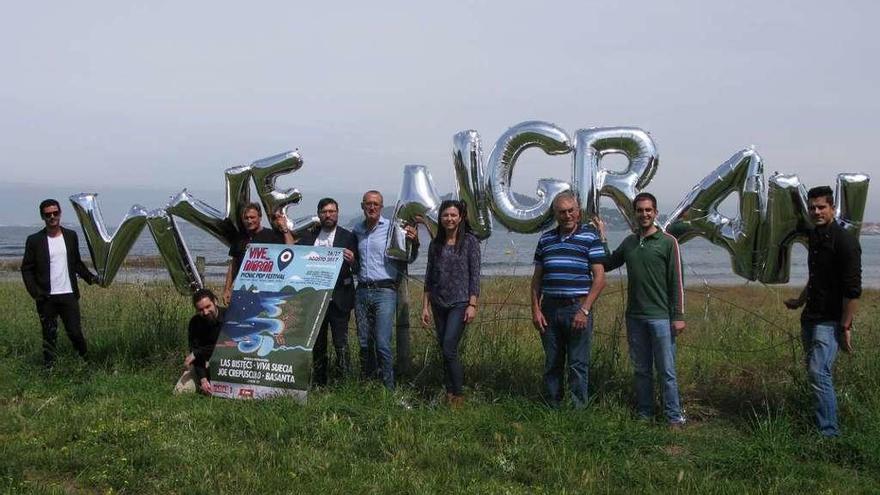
{"left": 74, "top": 264, "right": 875, "bottom": 357}
{"left": 393, "top": 269, "right": 877, "bottom": 355}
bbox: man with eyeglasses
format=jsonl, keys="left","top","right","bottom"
{"left": 21, "top": 199, "right": 99, "bottom": 368}
{"left": 531, "top": 191, "right": 607, "bottom": 408}
{"left": 352, "top": 190, "right": 419, "bottom": 390}
{"left": 296, "top": 197, "right": 358, "bottom": 386}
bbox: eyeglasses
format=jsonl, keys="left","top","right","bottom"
{"left": 42, "top": 211, "right": 60, "bottom": 218}
{"left": 362, "top": 202, "right": 382, "bottom": 208}
{"left": 319, "top": 209, "right": 338, "bottom": 216}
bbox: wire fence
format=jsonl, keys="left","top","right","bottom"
{"left": 395, "top": 269, "right": 874, "bottom": 356}
{"left": 65, "top": 254, "right": 873, "bottom": 362}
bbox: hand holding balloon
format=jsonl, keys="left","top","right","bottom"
{"left": 404, "top": 224, "right": 419, "bottom": 243}
{"left": 272, "top": 209, "right": 291, "bottom": 232}
{"left": 592, "top": 215, "right": 607, "bottom": 242}
{"left": 342, "top": 248, "right": 355, "bottom": 264}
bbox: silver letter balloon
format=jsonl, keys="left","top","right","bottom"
{"left": 70, "top": 122, "right": 870, "bottom": 293}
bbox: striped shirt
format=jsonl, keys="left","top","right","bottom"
{"left": 533, "top": 224, "right": 607, "bottom": 298}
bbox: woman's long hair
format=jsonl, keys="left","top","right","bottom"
{"left": 430, "top": 199, "right": 471, "bottom": 259}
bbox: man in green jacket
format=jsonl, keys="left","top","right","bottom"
{"left": 598, "top": 192, "right": 686, "bottom": 426}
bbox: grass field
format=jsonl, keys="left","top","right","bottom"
{"left": 0, "top": 277, "right": 878, "bottom": 494}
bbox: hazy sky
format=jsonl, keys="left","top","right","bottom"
{"left": 1, "top": 0, "right": 877, "bottom": 225}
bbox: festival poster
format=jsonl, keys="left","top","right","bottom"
{"left": 209, "top": 243, "right": 343, "bottom": 401}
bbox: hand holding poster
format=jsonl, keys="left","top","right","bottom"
{"left": 210, "top": 243, "right": 343, "bottom": 401}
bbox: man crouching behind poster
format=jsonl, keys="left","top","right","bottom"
{"left": 174, "top": 288, "right": 226, "bottom": 395}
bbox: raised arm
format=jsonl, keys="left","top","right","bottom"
{"left": 405, "top": 224, "right": 420, "bottom": 263}
{"left": 605, "top": 243, "right": 626, "bottom": 272}
{"left": 71, "top": 231, "right": 98, "bottom": 284}
{"left": 595, "top": 216, "right": 625, "bottom": 271}
{"left": 273, "top": 210, "right": 297, "bottom": 245}
{"left": 223, "top": 259, "right": 238, "bottom": 306}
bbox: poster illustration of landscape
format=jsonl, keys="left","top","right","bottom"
{"left": 210, "top": 243, "right": 343, "bottom": 401}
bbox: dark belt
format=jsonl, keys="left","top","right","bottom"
{"left": 542, "top": 296, "right": 584, "bottom": 307}
{"left": 358, "top": 279, "right": 398, "bottom": 290}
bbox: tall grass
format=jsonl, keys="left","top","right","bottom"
{"left": 0, "top": 279, "right": 878, "bottom": 493}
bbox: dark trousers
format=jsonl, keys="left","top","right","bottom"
{"left": 37, "top": 293, "right": 87, "bottom": 366}
{"left": 311, "top": 303, "right": 352, "bottom": 386}
{"left": 431, "top": 302, "right": 469, "bottom": 396}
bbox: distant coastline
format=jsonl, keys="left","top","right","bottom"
{"left": 861, "top": 222, "right": 880, "bottom": 235}
{"left": 3, "top": 223, "right": 879, "bottom": 288}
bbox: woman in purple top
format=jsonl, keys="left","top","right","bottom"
{"left": 420, "top": 200, "right": 481, "bottom": 406}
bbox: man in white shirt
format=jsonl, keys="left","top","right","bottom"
{"left": 296, "top": 198, "right": 358, "bottom": 385}
{"left": 21, "top": 199, "right": 99, "bottom": 368}
{"left": 352, "top": 190, "right": 419, "bottom": 390}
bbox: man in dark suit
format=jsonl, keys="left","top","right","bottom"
{"left": 21, "top": 199, "right": 99, "bottom": 368}
{"left": 297, "top": 197, "right": 358, "bottom": 386}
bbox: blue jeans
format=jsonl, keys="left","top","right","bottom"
{"left": 801, "top": 321, "right": 840, "bottom": 437}
{"left": 540, "top": 300, "right": 592, "bottom": 409}
{"left": 355, "top": 287, "right": 397, "bottom": 389}
{"left": 431, "top": 302, "right": 468, "bottom": 395}
{"left": 626, "top": 318, "right": 684, "bottom": 424}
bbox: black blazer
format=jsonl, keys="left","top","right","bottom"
{"left": 297, "top": 226, "right": 358, "bottom": 312}
{"left": 21, "top": 227, "right": 97, "bottom": 300}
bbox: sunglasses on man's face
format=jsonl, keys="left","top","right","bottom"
{"left": 42, "top": 210, "right": 60, "bottom": 218}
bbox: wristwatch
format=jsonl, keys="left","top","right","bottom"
{"left": 580, "top": 307, "right": 590, "bottom": 317}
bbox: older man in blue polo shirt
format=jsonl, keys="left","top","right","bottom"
{"left": 353, "top": 190, "right": 419, "bottom": 390}
{"left": 531, "top": 191, "right": 607, "bottom": 408}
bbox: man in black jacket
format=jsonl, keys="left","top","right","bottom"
{"left": 175, "top": 288, "right": 225, "bottom": 395}
{"left": 784, "top": 186, "right": 862, "bottom": 437}
{"left": 222, "top": 202, "right": 296, "bottom": 305}
{"left": 21, "top": 199, "right": 99, "bottom": 368}
{"left": 297, "top": 197, "right": 358, "bottom": 386}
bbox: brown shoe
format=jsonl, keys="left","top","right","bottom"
{"left": 450, "top": 394, "right": 465, "bottom": 409}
